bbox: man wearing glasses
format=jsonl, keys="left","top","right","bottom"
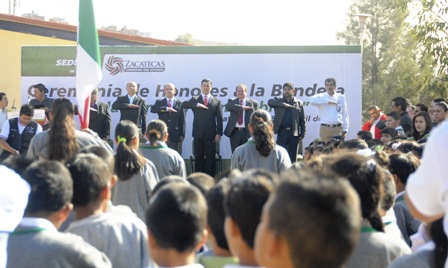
{"left": 361, "top": 105, "right": 387, "bottom": 139}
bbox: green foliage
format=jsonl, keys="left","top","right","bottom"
{"left": 338, "top": 0, "right": 443, "bottom": 121}
{"left": 401, "top": 0, "right": 448, "bottom": 98}
{"left": 175, "top": 33, "right": 193, "bottom": 44}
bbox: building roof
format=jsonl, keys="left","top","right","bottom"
{"left": 0, "top": 13, "right": 191, "bottom": 46}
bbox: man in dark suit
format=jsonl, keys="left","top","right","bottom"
{"left": 224, "top": 84, "right": 258, "bottom": 153}
{"left": 268, "top": 82, "right": 306, "bottom": 163}
{"left": 150, "top": 83, "right": 186, "bottom": 152}
{"left": 88, "top": 88, "right": 111, "bottom": 143}
{"left": 112, "top": 81, "right": 148, "bottom": 135}
{"left": 182, "top": 79, "right": 223, "bottom": 176}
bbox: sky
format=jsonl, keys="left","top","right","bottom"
{"left": 1, "top": 0, "right": 355, "bottom": 45}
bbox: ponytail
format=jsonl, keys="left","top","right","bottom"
{"left": 48, "top": 98, "right": 79, "bottom": 162}
{"left": 115, "top": 121, "right": 145, "bottom": 181}
{"left": 145, "top": 119, "right": 168, "bottom": 146}
{"left": 249, "top": 110, "right": 275, "bottom": 157}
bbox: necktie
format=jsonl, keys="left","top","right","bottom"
{"left": 168, "top": 99, "right": 172, "bottom": 108}
{"left": 204, "top": 95, "right": 208, "bottom": 106}
{"left": 238, "top": 100, "right": 243, "bottom": 125}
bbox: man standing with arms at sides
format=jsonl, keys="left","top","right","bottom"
{"left": 310, "top": 78, "right": 349, "bottom": 143}
{"left": 361, "top": 105, "right": 387, "bottom": 140}
{"left": 150, "top": 83, "right": 185, "bottom": 153}
{"left": 0, "top": 92, "right": 8, "bottom": 132}
{"left": 112, "top": 81, "right": 147, "bottom": 136}
{"left": 88, "top": 88, "right": 111, "bottom": 144}
{"left": 268, "top": 82, "right": 306, "bottom": 163}
{"left": 391, "top": 97, "right": 412, "bottom": 137}
{"left": 224, "top": 84, "right": 258, "bottom": 153}
{"left": 182, "top": 79, "right": 223, "bottom": 176}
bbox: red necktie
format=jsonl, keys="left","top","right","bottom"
{"left": 168, "top": 99, "right": 172, "bottom": 108}
{"left": 238, "top": 100, "right": 243, "bottom": 125}
{"left": 204, "top": 95, "right": 208, "bottom": 106}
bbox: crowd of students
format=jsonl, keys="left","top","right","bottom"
{"left": 1, "top": 95, "right": 448, "bottom": 268}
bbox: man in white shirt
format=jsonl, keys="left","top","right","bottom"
{"left": 310, "top": 78, "right": 349, "bottom": 143}
{"left": 0, "top": 93, "right": 8, "bottom": 132}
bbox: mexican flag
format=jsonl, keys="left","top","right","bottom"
{"left": 76, "top": 0, "right": 102, "bottom": 129}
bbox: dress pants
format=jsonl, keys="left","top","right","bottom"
{"left": 229, "top": 128, "right": 248, "bottom": 153}
{"left": 276, "top": 128, "right": 300, "bottom": 163}
{"left": 194, "top": 137, "right": 216, "bottom": 176}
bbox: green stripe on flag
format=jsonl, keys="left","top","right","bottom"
{"left": 78, "top": 0, "right": 101, "bottom": 67}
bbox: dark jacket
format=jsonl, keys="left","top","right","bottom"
{"left": 182, "top": 95, "right": 223, "bottom": 139}
{"left": 268, "top": 97, "right": 306, "bottom": 138}
{"left": 89, "top": 101, "right": 111, "bottom": 139}
{"left": 112, "top": 95, "right": 147, "bottom": 134}
{"left": 150, "top": 98, "right": 186, "bottom": 143}
{"left": 224, "top": 98, "right": 258, "bottom": 138}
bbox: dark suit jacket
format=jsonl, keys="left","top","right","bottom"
{"left": 112, "top": 95, "right": 148, "bottom": 134}
{"left": 89, "top": 101, "right": 111, "bottom": 139}
{"left": 182, "top": 95, "right": 223, "bottom": 139}
{"left": 150, "top": 98, "right": 186, "bottom": 143}
{"left": 224, "top": 98, "right": 258, "bottom": 138}
{"left": 268, "top": 97, "right": 306, "bottom": 137}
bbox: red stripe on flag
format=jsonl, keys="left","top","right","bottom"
{"left": 79, "top": 96, "right": 91, "bottom": 129}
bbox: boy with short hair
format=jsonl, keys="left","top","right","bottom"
{"left": 198, "top": 179, "right": 239, "bottom": 268}
{"left": 65, "top": 153, "right": 151, "bottom": 268}
{"left": 7, "top": 160, "right": 111, "bottom": 268}
{"left": 146, "top": 183, "right": 208, "bottom": 268}
{"left": 254, "top": 168, "right": 361, "bottom": 268}
{"left": 223, "top": 169, "right": 275, "bottom": 267}
{"left": 386, "top": 112, "right": 406, "bottom": 137}
{"left": 381, "top": 127, "right": 399, "bottom": 144}
{"left": 388, "top": 153, "right": 422, "bottom": 245}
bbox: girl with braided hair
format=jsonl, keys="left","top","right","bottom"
{"left": 230, "top": 109, "right": 291, "bottom": 173}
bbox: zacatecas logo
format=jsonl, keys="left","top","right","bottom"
{"left": 104, "top": 56, "right": 166, "bottom": 75}
{"left": 105, "top": 56, "right": 125, "bottom": 75}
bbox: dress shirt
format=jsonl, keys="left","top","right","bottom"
{"left": 310, "top": 92, "right": 349, "bottom": 132}
{"left": 128, "top": 95, "right": 135, "bottom": 104}
{"left": 0, "top": 108, "right": 7, "bottom": 132}
{"left": 166, "top": 98, "right": 175, "bottom": 108}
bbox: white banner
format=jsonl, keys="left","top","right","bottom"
{"left": 21, "top": 46, "right": 362, "bottom": 159}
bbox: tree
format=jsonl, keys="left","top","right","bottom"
{"left": 337, "top": 0, "right": 438, "bottom": 120}
{"left": 175, "top": 33, "right": 193, "bottom": 44}
{"left": 401, "top": 0, "right": 448, "bottom": 97}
